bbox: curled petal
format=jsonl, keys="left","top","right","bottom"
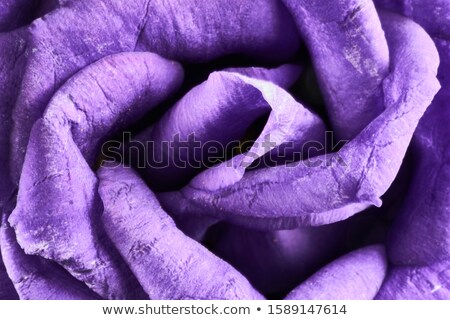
{"left": 136, "top": 69, "right": 324, "bottom": 190}
{"left": 1, "top": 212, "right": 98, "bottom": 300}
{"left": 223, "top": 64, "right": 302, "bottom": 89}
{"left": 10, "top": 52, "right": 182, "bottom": 299}
{"left": 44, "top": 52, "right": 184, "bottom": 165}
{"left": 387, "top": 40, "right": 450, "bottom": 265}
{"left": 10, "top": 0, "right": 299, "bottom": 181}
{"left": 281, "top": 0, "right": 389, "bottom": 139}
{"left": 159, "top": 12, "right": 440, "bottom": 230}
{"left": 98, "top": 164, "right": 264, "bottom": 300}
{"left": 285, "top": 245, "right": 387, "bottom": 300}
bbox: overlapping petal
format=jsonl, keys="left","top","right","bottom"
{"left": 206, "top": 221, "right": 352, "bottom": 296}
{"left": 98, "top": 164, "right": 264, "bottom": 300}
{"left": 9, "top": 0, "right": 300, "bottom": 183}
{"left": 387, "top": 39, "right": 450, "bottom": 266}
{"left": 135, "top": 67, "right": 323, "bottom": 190}
{"left": 159, "top": 12, "right": 440, "bottom": 230}
{"left": 285, "top": 245, "right": 387, "bottom": 300}
{"left": 0, "top": 0, "right": 447, "bottom": 302}
{"left": 1, "top": 210, "right": 99, "bottom": 300}
{"left": 9, "top": 52, "right": 183, "bottom": 299}
{"left": 281, "top": 0, "right": 389, "bottom": 139}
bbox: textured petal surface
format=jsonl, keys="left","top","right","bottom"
{"left": 9, "top": 0, "right": 299, "bottom": 181}
{"left": 1, "top": 213, "right": 98, "bottom": 300}
{"left": 136, "top": 68, "right": 322, "bottom": 190}
{"left": 285, "top": 245, "right": 387, "bottom": 300}
{"left": 134, "top": 0, "right": 300, "bottom": 62}
{"left": 387, "top": 39, "right": 450, "bottom": 265}
{"left": 223, "top": 65, "right": 302, "bottom": 89}
{"left": 373, "top": 0, "right": 450, "bottom": 298}
{"left": 282, "top": 0, "right": 389, "bottom": 139}
{"left": 159, "top": 12, "right": 440, "bottom": 230}
{"left": 0, "top": 31, "right": 26, "bottom": 207}
{"left": 375, "top": 261, "right": 450, "bottom": 300}
{"left": 98, "top": 164, "right": 264, "bottom": 300}
{"left": 9, "top": 52, "right": 182, "bottom": 299}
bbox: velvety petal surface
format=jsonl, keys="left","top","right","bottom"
{"left": 136, "top": 68, "right": 323, "bottom": 190}
{"left": 159, "top": 12, "right": 440, "bottom": 230}
{"left": 1, "top": 213, "right": 98, "bottom": 300}
{"left": 387, "top": 39, "right": 450, "bottom": 266}
{"left": 281, "top": 0, "right": 389, "bottom": 139}
{"left": 375, "top": 261, "right": 450, "bottom": 300}
{"left": 98, "top": 164, "right": 264, "bottom": 300}
{"left": 375, "top": 0, "right": 450, "bottom": 39}
{"left": 285, "top": 245, "right": 387, "bottom": 300}
{"left": 10, "top": 0, "right": 299, "bottom": 181}
{"left": 9, "top": 52, "right": 182, "bottom": 299}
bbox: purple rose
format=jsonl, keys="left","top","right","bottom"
{"left": 0, "top": 0, "right": 448, "bottom": 300}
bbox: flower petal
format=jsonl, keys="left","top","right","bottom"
{"left": 285, "top": 245, "right": 387, "bottom": 300}
{"left": 10, "top": 0, "right": 299, "bottom": 181}
{"left": 10, "top": 52, "right": 182, "bottom": 299}
{"left": 281, "top": 0, "right": 389, "bottom": 139}
{"left": 386, "top": 40, "right": 450, "bottom": 265}
{"left": 1, "top": 212, "right": 99, "bottom": 300}
{"left": 0, "top": 0, "right": 38, "bottom": 31}
{"left": 98, "top": 164, "right": 264, "bottom": 300}
{"left": 375, "top": 261, "right": 450, "bottom": 300}
{"left": 0, "top": 235, "right": 18, "bottom": 299}
{"left": 159, "top": 12, "right": 440, "bottom": 230}
{"left": 206, "top": 222, "right": 351, "bottom": 297}
{"left": 375, "top": 0, "right": 450, "bottom": 39}
{"left": 135, "top": 69, "right": 324, "bottom": 190}
{"left": 0, "top": 31, "right": 26, "bottom": 207}
{"left": 223, "top": 64, "right": 302, "bottom": 89}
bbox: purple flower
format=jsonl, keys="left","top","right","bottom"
{"left": 0, "top": 0, "right": 448, "bottom": 300}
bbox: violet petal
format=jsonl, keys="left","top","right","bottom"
{"left": 285, "top": 245, "right": 387, "bottom": 300}
{"left": 223, "top": 64, "right": 302, "bottom": 89}
{"left": 136, "top": 70, "right": 324, "bottom": 190}
{"left": 10, "top": 0, "right": 299, "bottom": 182}
{"left": 0, "top": 30, "right": 26, "bottom": 207}
{"left": 1, "top": 213, "right": 99, "bottom": 300}
{"left": 385, "top": 41, "right": 450, "bottom": 265}
{"left": 159, "top": 12, "right": 440, "bottom": 230}
{"left": 207, "top": 222, "right": 351, "bottom": 297}
{"left": 281, "top": 0, "right": 389, "bottom": 139}
{"left": 375, "top": 0, "right": 450, "bottom": 39}
{"left": 10, "top": 52, "right": 182, "bottom": 299}
{"left": 375, "top": 261, "right": 450, "bottom": 300}
{"left": 98, "top": 164, "right": 264, "bottom": 300}
{"left": 0, "top": 239, "right": 18, "bottom": 299}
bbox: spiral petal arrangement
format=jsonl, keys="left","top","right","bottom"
{"left": 0, "top": 0, "right": 448, "bottom": 300}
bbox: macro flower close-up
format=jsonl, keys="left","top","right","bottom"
{"left": 0, "top": 0, "right": 449, "bottom": 301}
